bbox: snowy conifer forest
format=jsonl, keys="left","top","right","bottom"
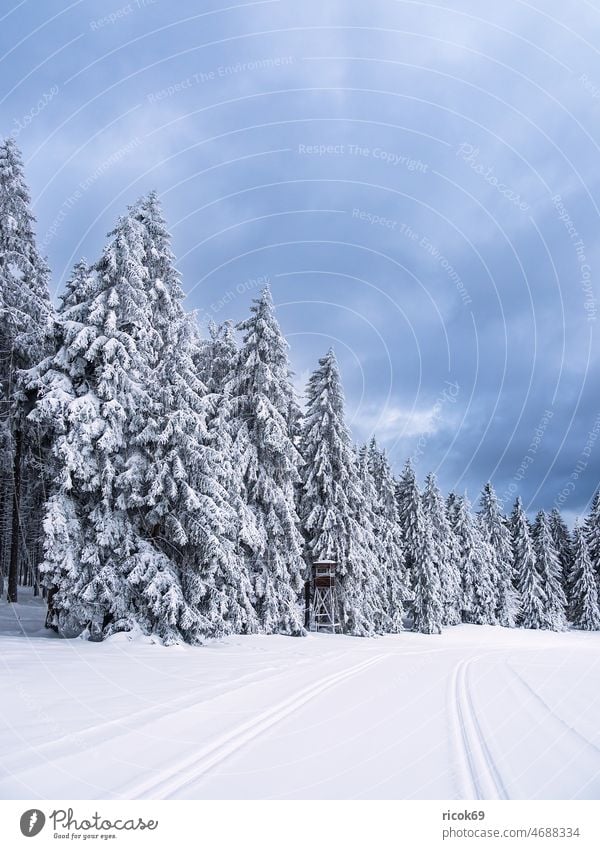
{"left": 2, "top": 135, "right": 600, "bottom": 645}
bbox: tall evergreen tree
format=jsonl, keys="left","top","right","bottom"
{"left": 367, "top": 439, "right": 411, "bottom": 631}
{"left": 451, "top": 494, "right": 497, "bottom": 625}
{"left": 422, "top": 473, "right": 461, "bottom": 625}
{"left": 584, "top": 491, "right": 600, "bottom": 584}
{"left": 36, "top": 194, "right": 262, "bottom": 643}
{"left": 28, "top": 258, "right": 96, "bottom": 631}
{"left": 228, "top": 287, "right": 304, "bottom": 635}
{"left": 34, "top": 199, "right": 192, "bottom": 639}
{"left": 549, "top": 507, "right": 574, "bottom": 587}
{"left": 568, "top": 524, "right": 600, "bottom": 630}
{"left": 532, "top": 510, "right": 567, "bottom": 630}
{"left": 396, "top": 460, "right": 420, "bottom": 576}
{"left": 130, "top": 191, "right": 185, "bottom": 361}
{"left": 135, "top": 314, "right": 257, "bottom": 641}
{"left": 199, "top": 319, "right": 263, "bottom": 631}
{"left": 412, "top": 515, "right": 443, "bottom": 634}
{"left": 511, "top": 497, "right": 545, "bottom": 629}
{"left": 478, "top": 482, "right": 519, "bottom": 627}
{"left": 299, "top": 349, "right": 379, "bottom": 635}
{"left": 121, "top": 194, "right": 259, "bottom": 641}
{"left": 0, "top": 137, "right": 52, "bottom": 602}
{"left": 356, "top": 443, "right": 393, "bottom": 634}
{"left": 396, "top": 462, "right": 442, "bottom": 634}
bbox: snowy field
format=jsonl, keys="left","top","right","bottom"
{"left": 1, "top": 590, "right": 599, "bottom": 801}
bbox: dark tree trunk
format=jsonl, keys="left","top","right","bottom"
{"left": 45, "top": 586, "right": 58, "bottom": 631}
{"left": 0, "top": 472, "right": 11, "bottom": 597}
{"left": 7, "top": 427, "right": 23, "bottom": 603}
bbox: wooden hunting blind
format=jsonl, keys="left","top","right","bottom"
{"left": 307, "top": 560, "right": 340, "bottom": 633}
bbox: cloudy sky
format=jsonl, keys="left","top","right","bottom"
{"left": 2, "top": 0, "right": 600, "bottom": 520}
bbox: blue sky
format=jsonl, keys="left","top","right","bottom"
{"left": 2, "top": 0, "right": 600, "bottom": 520}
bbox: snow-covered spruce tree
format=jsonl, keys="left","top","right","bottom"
{"left": 396, "top": 461, "right": 442, "bottom": 634}
{"left": 0, "top": 137, "right": 53, "bottom": 602}
{"left": 422, "top": 473, "right": 461, "bottom": 626}
{"left": 197, "top": 318, "right": 262, "bottom": 634}
{"left": 130, "top": 191, "right": 185, "bottom": 361}
{"left": 131, "top": 313, "right": 255, "bottom": 642}
{"left": 105, "top": 192, "right": 258, "bottom": 642}
{"left": 549, "top": 507, "right": 574, "bottom": 588}
{"left": 450, "top": 495, "right": 497, "bottom": 625}
{"left": 135, "top": 194, "right": 257, "bottom": 642}
{"left": 84, "top": 202, "right": 185, "bottom": 640}
{"left": 567, "top": 524, "right": 600, "bottom": 630}
{"left": 511, "top": 497, "right": 546, "bottom": 629}
{"left": 367, "top": 438, "right": 411, "bottom": 631}
{"left": 30, "top": 264, "right": 110, "bottom": 636}
{"left": 532, "top": 510, "right": 567, "bottom": 630}
{"left": 26, "top": 259, "right": 95, "bottom": 628}
{"left": 356, "top": 443, "right": 394, "bottom": 633}
{"left": 478, "top": 482, "right": 519, "bottom": 627}
{"left": 114, "top": 194, "right": 217, "bottom": 641}
{"left": 299, "top": 349, "right": 380, "bottom": 635}
{"left": 396, "top": 460, "right": 419, "bottom": 575}
{"left": 228, "top": 287, "right": 304, "bottom": 635}
{"left": 584, "top": 490, "right": 600, "bottom": 585}
{"left": 34, "top": 201, "right": 196, "bottom": 640}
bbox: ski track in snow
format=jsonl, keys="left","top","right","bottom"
{"left": 1, "top": 663, "right": 289, "bottom": 776}
{"left": 119, "top": 653, "right": 390, "bottom": 800}
{"left": 451, "top": 656, "right": 508, "bottom": 800}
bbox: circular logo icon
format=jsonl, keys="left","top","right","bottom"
{"left": 19, "top": 810, "right": 45, "bottom": 837}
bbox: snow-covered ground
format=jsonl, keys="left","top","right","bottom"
{"left": 1, "top": 589, "right": 599, "bottom": 801}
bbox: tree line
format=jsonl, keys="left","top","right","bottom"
{"left": 1, "top": 136, "right": 599, "bottom": 642}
